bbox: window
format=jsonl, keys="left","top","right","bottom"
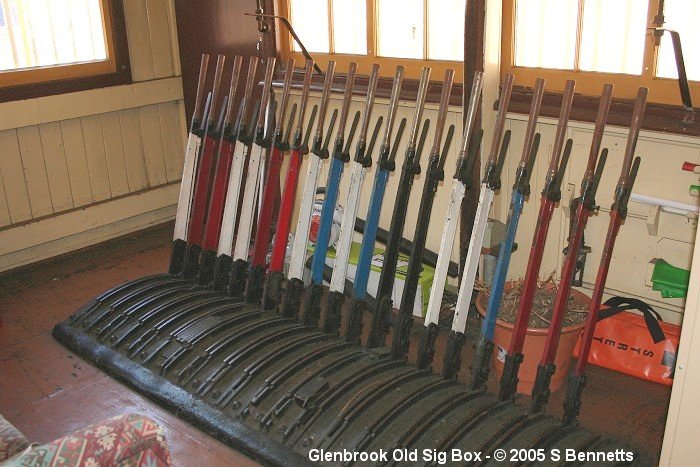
{"left": 279, "top": 0, "right": 466, "bottom": 81}
{"left": 502, "top": 0, "right": 700, "bottom": 106}
{"left": 0, "top": 0, "right": 130, "bottom": 99}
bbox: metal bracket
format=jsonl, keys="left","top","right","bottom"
{"left": 646, "top": 27, "right": 693, "bottom": 110}
{"left": 244, "top": 13, "right": 324, "bottom": 75}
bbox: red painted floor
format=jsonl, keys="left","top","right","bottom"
{"left": 0, "top": 222, "right": 670, "bottom": 464}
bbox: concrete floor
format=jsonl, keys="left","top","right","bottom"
{"left": 0, "top": 223, "right": 671, "bottom": 464}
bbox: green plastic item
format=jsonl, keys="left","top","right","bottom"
{"left": 311, "top": 242, "right": 436, "bottom": 316}
{"left": 690, "top": 185, "right": 700, "bottom": 197}
{"left": 650, "top": 258, "right": 690, "bottom": 298}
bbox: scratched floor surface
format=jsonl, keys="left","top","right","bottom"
{"left": 0, "top": 222, "right": 670, "bottom": 464}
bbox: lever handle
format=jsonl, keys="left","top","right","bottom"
{"left": 413, "top": 119, "right": 431, "bottom": 171}
{"left": 224, "top": 56, "right": 244, "bottom": 129}
{"left": 438, "top": 124, "right": 456, "bottom": 173}
{"left": 552, "top": 138, "right": 574, "bottom": 197}
{"left": 236, "top": 56, "right": 260, "bottom": 137}
{"left": 461, "top": 128, "right": 484, "bottom": 186}
{"left": 628, "top": 157, "right": 641, "bottom": 190}
{"left": 274, "top": 58, "right": 296, "bottom": 142}
{"left": 362, "top": 116, "right": 384, "bottom": 167}
{"left": 381, "top": 66, "right": 406, "bottom": 149}
{"left": 620, "top": 87, "right": 648, "bottom": 186}
{"left": 295, "top": 59, "right": 316, "bottom": 138}
{"left": 192, "top": 54, "right": 210, "bottom": 125}
{"left": 516, "top": 131, "right": 541, "bottom": 196}
{"left": 312, "top": 61, "right": 337, "bottom": 148}
{"left": 388, "top": 118, "right": 408, "bottom": 164}
{"left": 246, "top": 99, "right": 261, "bottom": 143}
{"left": 255, "top": 58, "right": 277, "bottom": 137}
{"left": 283, "top": 104, "right": 298, "bottom": 147}
{"left": 321, "top": 109, "right": 339, "bottom": 154}
{"left": 208, "top": 55, "right": 226, "bottom": 126}
{"left": 526, "top": 133, "right": 541, "bottom": 179}
{"left": 495, "top": 130, "right": 511, "bottom": 183}
{"left": 591, "top": 148, "right": 608, "bottom": 199}
{"left": 342, "top": 111, "right": 362, "bottom": 157}
{"left": 301, "top": 105, "right": 319, "bottom": 151}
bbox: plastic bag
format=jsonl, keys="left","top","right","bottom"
{"left": 573, "top": 296, "right": 679, "bottom": 386}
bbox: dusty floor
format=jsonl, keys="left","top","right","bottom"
{"left": 0, "top": 223, "right": 671, "bottom": 465}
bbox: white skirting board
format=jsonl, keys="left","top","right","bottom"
{"left": 0, "top": 184, "right": 179, "bottom": 273}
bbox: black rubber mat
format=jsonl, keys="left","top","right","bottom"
{"left": 53, "top": 276, "right": 645, "bottom": 466}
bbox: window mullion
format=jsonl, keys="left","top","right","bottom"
{"left": 643, "top": 0, "right": 661, "bottom": 82}
{"left": 574, "top": 0, "right": 585, "bottom": 72}
{"left": 366, "top": 0, "right": 375, "bottom": 59}
{"left": 423, "top": 0, "right": 428, "bottom": 60}
{"left": 47, "top": 0, "right": 61, "bottom": 63}
{"left": 327, "top": 0, "right": 334, "bottom": 54}
{"left": 3, "top": 0, "right": 21, "bottom": 68}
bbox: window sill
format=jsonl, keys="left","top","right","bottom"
{"left": 506, "top": 85, "right": 700, "bottom": 137}
{"left": 272, "top": 69, "right": 464, "bottom": 107}
{"left": 0, "top": 71, "right": 133, "bottom": 103}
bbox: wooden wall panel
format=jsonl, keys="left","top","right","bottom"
{"left": 0, "top": 130, "right": 32, "bottom": 224}
{"left": 38, "top": 122, "right": 74, "bottom": 212}
{"left": 60, "top": 118, "right": 94, "bottom": 206}
{"left": 0, "top": 0, "right": 188, "bottom": 271}
{"left": 158, "top": 101, "right": 185, "bottom": 182}
{"left": 146, "top": 0, "right": 176, "bottom": 79}
{"left": 80, "top": 115, "right": 112, "bottom": 202}
{"left": 139, "top": 104, "right": 169, "bottom": 187}
{"left": 0, "top": 100, "right": 183, "bottom": 227}
{"left": 123, "top": 0, "right": 156, "bottom": 82}
{"left": 100, "top": 112, "right": 130, "bottom": 197}
{"left": 0, "top": 167, "right": 11, "bottom": 228}
{"left": 16, "top": 126, "right": 53, "bottom": 218}
{"left": 119, "top": 109, "right": 149, "bottom": 192}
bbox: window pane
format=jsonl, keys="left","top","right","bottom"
{"left": 513, "top": 0, "right": 577, "bottom": 70}
{"left": 290, "top": 0, "right": 329, "bottom": 53}
{"left": 0, "top": 3, "right": 13, "bottom": 70}
{"left": 428, "top": 0, "right": 465, "bottom": 60}
{"left": 579, "top": 0, "right": 647, "bottom": 75}
{"left": 657, "top": 0, "right": 700, "bottom": 81}
{"left": 377, "top": 0, "right": 424, "bottom": 59}
{"left": 332, "top": 0, "right": 366, "bottom": 55}
{"left": 0, "top": 0, "right": 107, "bottom": 71}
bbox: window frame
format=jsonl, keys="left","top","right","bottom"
{"left": 0, "top": 0, "right": 132, "bottom": 102}
{"left": 277, "top": 0, "right": 465, "bottom": 83}
{"left": 501, "top": 0, "right": 700, "bottom": 107}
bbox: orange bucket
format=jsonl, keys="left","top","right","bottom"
{"left": 476, "top": 282, "right": 589, "bottom": 395}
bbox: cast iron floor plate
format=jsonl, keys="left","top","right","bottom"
{"left": 53, "top": 275, "right": 643, "bottom": 466}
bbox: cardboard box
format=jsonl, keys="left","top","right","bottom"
{"left": 319, "top": 242, "right": 436, "bottom": 318}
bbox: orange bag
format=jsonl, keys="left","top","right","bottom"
{"left": 573, "top": 297, "right": 679, "bottom": 386}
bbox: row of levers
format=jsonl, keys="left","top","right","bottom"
{"left": 61, "top": 54, "right": 647, "bottom": 463}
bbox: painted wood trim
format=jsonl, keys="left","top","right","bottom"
{"left": 16, "top": 126, "right": 54, "bottom": 218}
{"left": 659, "top": 222, "right": 700, "bottom": 465}
{"left": 0, "top": 130, "right": 32, "bottom": 223}
{"left": 0, "top": 77, "right": 184, "bottom": 132}
{"left": 0, "top": 183, "right": 179, "bottom": 272}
